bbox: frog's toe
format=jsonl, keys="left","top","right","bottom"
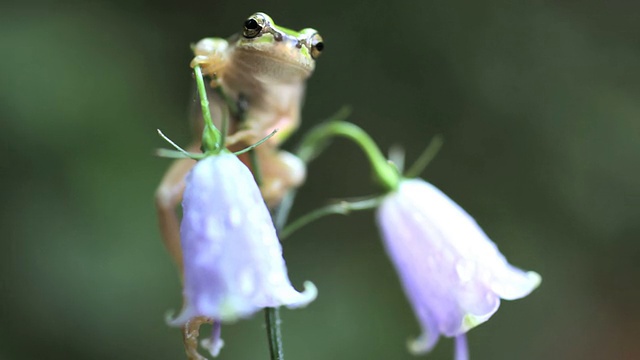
{"left": 190, "top": 55, "right": 211, "bottom": 68}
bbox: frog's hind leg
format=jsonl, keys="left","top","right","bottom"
{"left": 257, "top": 148, "right": 306, "bottom": 207}
{"left": 182, "top": 316, "right": 214, "bottom": 360}
{"left": 155, "top": 143, "right": 200, "bottom": 270}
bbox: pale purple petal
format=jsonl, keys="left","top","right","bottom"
{"left": 376, "top": 178, "right": 540, "bottom": 354}
{"left": 169, "top": 154, "right": 316, "bottom": 326}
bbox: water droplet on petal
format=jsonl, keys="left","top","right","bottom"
{"left": 455, "top": 261, "right": 475, "bottom": 283}
{"left": 228, "top": 207, "right": 242, "bottom": 227}
{"left": 456, "top": 261, "right": 472, "bottom": 283}
{"left": 239, "top": 269, "right": 255, "bottom": 294}
{"left": 262, "top": 232, "right": 273, "bottom": 246}
{"left": 206, "top": 218, "right": 221, "bottom": 236}
{"left": 268, "top": 270, "right": 284, "bottom": 285}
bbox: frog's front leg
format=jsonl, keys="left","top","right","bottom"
{"left": 191, "top": 38, "right": 230, "bottom": 86}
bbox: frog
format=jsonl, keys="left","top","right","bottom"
{"left": 154, "top": 13, "right": 323, "bottom": 359}
{"left": 190, "top": 12, "right": 324, "bottom": 204}
{"left": 157, "top": 11, "right": 323, "bottom": 264}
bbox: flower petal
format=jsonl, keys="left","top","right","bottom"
{"left": 376, "top": 178, "right": 540, "bottom": 353}
{"left": 169, "top": 154, "right": 316, "bottom": 326}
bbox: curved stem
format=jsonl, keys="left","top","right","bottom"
{"left": 273, "top": 108, "right": 351, "bottom": 230}
{"left": 280, "top": 197, "right": 382, "bottom": 240}
{"left": 297, "top": 121, "right": 400, "bottom": 191}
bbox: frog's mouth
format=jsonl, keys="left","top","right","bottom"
{"left": 236, "top": 34, "right": 316, "bottom": 74}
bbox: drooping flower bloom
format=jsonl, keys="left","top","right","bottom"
{"left": 376, "top": 178, "right": 541, "bottom": 356}
{"left": 168, "top": 153, "right": 316, "bottom": 354}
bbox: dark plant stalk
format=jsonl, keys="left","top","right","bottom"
{"left": 248, "top": 149, "right": 285, "bottom": 360}
{"left": 265, "top": 307, "right": 284, "bottom": 360}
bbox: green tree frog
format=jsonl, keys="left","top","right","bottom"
{"left": 191, "top": 12, "right": 323, "bottom": 203}
{"left": 156, "top": 11, "right": 323, "bottom": 278}
{"left": 155, "top": 12, "right": 323, "bottom": 360}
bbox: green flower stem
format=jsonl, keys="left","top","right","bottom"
{"left": 193, "top": 65, "right": 222, "bottom": 153}
{"left": 193, "top": 65, "right": 212, "bottom": 128}
{"left": 297, "top": 121, "right": 400, "bottom": 191}
{"left": 280, "top": 197, "right": 383, "bottom": 240}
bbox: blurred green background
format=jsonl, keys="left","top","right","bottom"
{"left": 1, "top": 0, "right": 638, "bottom": 359}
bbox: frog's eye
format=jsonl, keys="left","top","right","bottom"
{"left": 243, "top": 14, "right": 267, "bottom": 38}
{"left": 309, "top": 33, "right": 324, "bottom": 59}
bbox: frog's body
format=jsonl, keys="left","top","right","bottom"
{"left": 190, "top": 12, "right": 323, "bottom": 203}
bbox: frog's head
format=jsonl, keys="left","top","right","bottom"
{"left": 235, "top": 12, "right": 324, "bottom": 74}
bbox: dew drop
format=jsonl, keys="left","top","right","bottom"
{"left": 455, "top": 261, "right": 475, "bottom": 283}
{"left": 228, "top": 207, "right": 242, "bottom": 227}
{"left": 206, "top": 218, "right": 222, "bottom": 235}
{"left": 239, "top": 269, "right": 255, "bottom": 294}
{"left": 268, "top": 270, "right": 285, "bottom": 285}
{"left": 262, "top": 232, "right": 274, "bottom": 246}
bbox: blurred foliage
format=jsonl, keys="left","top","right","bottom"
{"left": 1, "top": 0, "right": 638, "bottom": 359}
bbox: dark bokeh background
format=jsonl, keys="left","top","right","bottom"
{"left": 1, "top": 1, "right": 638, "bottom": 359}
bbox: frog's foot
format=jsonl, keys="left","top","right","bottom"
{"left": 191, "top": 55, "right": 226, "bottom": 87}
{"left": 259, "top": 149, "right": 306, "bottom": 207}
{"left": 183, "top": 316, "right": 213, "bottom": 360}
{"left": 191, "top": 38, "right": 229, "bottom": 84}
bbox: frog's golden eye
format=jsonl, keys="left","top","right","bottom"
{"left": 243, "top": 14, "right": 266, "bottom": 38}
{"left": 309, "top": 33, "right": 324, "bottom": 59}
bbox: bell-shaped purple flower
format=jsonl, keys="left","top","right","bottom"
{"left": 376, "top": 178, "right": 541, "bottom": 355}
{"left": 169, "top": 153, "right": 316, "bottom": 326}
